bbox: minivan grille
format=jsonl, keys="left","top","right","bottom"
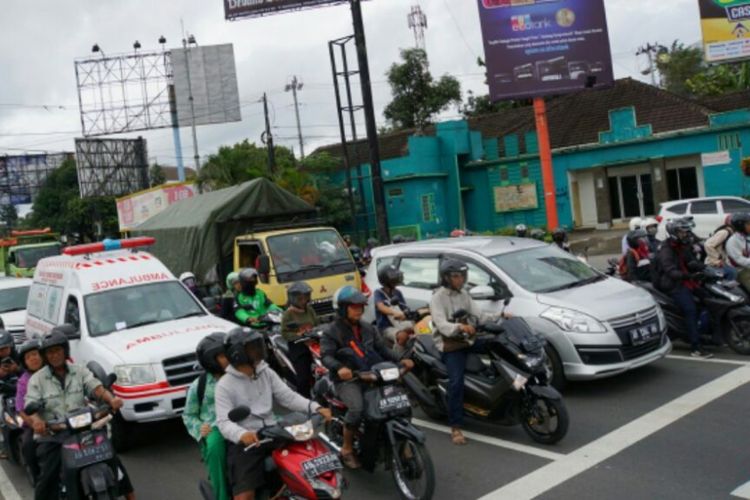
{"left": 162, "top": 353, "right": 201, "bottom": 387}
{"left": 607, "top": 306, "right": 659, "bottom": 331}
{"left": 8, "top": 328, "right": 26, "bottom": 345}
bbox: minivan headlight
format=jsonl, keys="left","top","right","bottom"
{"left": 656, "top": 304, "right": 666, "bottom": 330}
{"left": 114, "top": 364, "right": 157, "bottom": 386}
{"left": 541, "top": 307, "right": 607, "bottom": 333}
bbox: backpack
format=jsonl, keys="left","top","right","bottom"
{"left": 196, "top": 372, "right": 208, "bottom": 414}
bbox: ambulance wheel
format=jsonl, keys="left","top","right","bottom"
{"left": 111, "top": 413, "right": 133, "bottom": 452}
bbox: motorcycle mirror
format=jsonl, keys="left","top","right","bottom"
{"left": 86, "top": 362, "right": 109, "bottom": 387}
{"left": 105, "top": 373, "right": 117, "bottom": 389}
{"left": 228, "top": 406, "right": 251, "bottom": 423}
{"left": 24, "top": 402, "right": 42, "bottom": 415}
{"left": 504, "top": 297, "right": 511, "bottom": 306}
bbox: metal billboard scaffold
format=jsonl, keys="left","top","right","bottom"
{"left": 0, "top": 153, "right": 72, "bottom": 206}
{"left": 74, "top": 138, "right": 149, "bottom": 198}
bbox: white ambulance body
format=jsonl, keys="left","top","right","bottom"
{"left": 25, "top": 238, "right": 236, "bottom": 428}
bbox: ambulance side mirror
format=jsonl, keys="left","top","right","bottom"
{"left": 257, "top": 255, "right": 271, "bottom": 284}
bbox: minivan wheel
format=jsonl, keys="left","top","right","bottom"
{"left": 544, "top": 344, "right": 566, "bottom": 391}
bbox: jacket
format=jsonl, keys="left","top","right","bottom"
{"left": 429, "top": 286, "right": 500, "bottom": 352}
{"left": 234, "top": 289, "right": 281, "bottom": 325}
{"left": 25, "top": 364, "right": 102, "bottom": 423}
{"left": 704, "top": 227, "right": 733, "bottom": 268}
{"left": 625, "top": 250, "right": 651, "bottom": 283}
{"left": 215, "top": 363, "right": 319, "bottom": 444}
{"left": 654, "top": 241, "right": 703, "bottom": 294}
{"left": 320, "top": 318, "right": 398, "bottom": 379}
{"left": 726, "top": 232, "right": 750, "bottom": 269}
{"left": 182, "top": 374, "right": 218, "bottom": 443}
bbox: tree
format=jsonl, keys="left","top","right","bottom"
{"left": 654, "top": 41, "right": 704, "bottom": 96}
{"left": 149, "top": 163, "right": 167, "bottom": 186}
{"left": 687, "top": 62, "right": 750, "bottom": 97}
{"left": 0, "top": 204, "right": 18, "bottom": 232}
{"left": 197, "top": 140, "right": 297, "bottom": 191}
{"left": 383, "top": 48, "right": 461, "bottom": 131}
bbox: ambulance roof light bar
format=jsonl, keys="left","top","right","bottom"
{"left": 63, "top": 237, "right": 156, "bottom": 256}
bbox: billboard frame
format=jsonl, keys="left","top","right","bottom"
{"left": 75, "top": 137, "right": 149, "bottom": 198}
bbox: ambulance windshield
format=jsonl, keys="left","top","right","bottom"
{"left": 85, "top": 281, "right": 205, "bottom": 337}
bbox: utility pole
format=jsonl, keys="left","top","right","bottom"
{"left": 285, "top": 76, "right": 305, "bottom": 159}
{"left": 262, "top": 93, "right": 276, "bottom": 177}
{"left": 182, "top": 33, "right": 201, "bottom": 176}
{"left": 408, "top": 5, "right": 428, "bottom": 53}
{"left": 637, "top": 43, "right": 663, "bottom": 87}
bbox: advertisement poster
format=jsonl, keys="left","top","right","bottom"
{"left": 116, "top": 183, "right": 196, "bottom": 232}
{"left": 476, "top": 0, "right": 614, "bottom": 101}
{"left": 224, "top": 0, "right": 346, "bottom": 20}
{"left": 699, "top": 0, "right": 750, "bottom": 63}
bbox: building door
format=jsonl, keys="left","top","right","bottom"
{"left": 611, "top": 173, "right": 655, "bottom": 220}
{"left": 666, "top": 167, "right": 699, "bottom": 200}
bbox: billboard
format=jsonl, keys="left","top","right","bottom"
{"left": 224, "top": 0, "right": 347, "bottom": 20}
{"left": 699, "top": 0, "right": 750, "bottom": 63}
{"left": 0, "top": 153, "right": 70, "bottom": 206}
{"left": 171, "top": 44, "right": 242, "bottom": 127}
{"left": 476, "top": 0, "right": 615, "bottom": 101}
{"left": 116, "top": 183, "right": 196, "bottom": 232}
{"left": 75, "top": 138, "right": 149, "bottom": 198}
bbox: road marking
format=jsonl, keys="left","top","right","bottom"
{"left": 412, "top": 418, "right": 565, "bottom": 462}
{"left": 667, "top": 354, "right": 750, "bottom": 366}
{"left": 0, "top": 463, "right": 23, "bottom": 500}
{"left": 732, "top": 480, "right": 750, "bottom": 499}
{"left": 480, "top": 364, "right": 750, "bottom": 500}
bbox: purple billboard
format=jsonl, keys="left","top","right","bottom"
{"left": 477, "top": 0, "right": 614, "bottom": 101}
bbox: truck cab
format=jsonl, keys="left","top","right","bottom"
{"left": 0, "top": 228, "right": 61, "bottom": 278}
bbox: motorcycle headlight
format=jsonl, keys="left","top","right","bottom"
{"left": 541, "top": 307, "right": 607, "bottom": 333}
{"left": 379, "top": 367, "right": 400, "bottom": 382}
{"left": 284, "top": 420, "right": 315, "bottom": 441}
{"left": 309, "top": 476, "right": 342, "bottom": 499}
{"left": 114, "top": 364, "right": 157, "bottom": 386}
{"left": 67, "top": 412, "right": 93, "bottom": 429}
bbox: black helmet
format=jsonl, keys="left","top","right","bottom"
{"left": 552, "top": 227, "right": 567, "bottom": 244}
{"left": 333, "top": 285, "right": 368, "bottom": 318}
{"left": 41, "top": 327, "right": 71, "bottom": 358}
{"left": 515, "top": 224, "right": 528, "bottom": 237}
{"left": 439, "top": 258, "right": 468, "bottom": 287}
{"left": 18, "top": 339, "right": 42, "bottom": 371}
{"left": 731, "top": 212, "right": 750, "bottom": 233}
{"left": 626, "top": 229, "right": 648, "bottom": 250}
{"left": 196, "top": 332, "right": 227, "bottom": 375}
{"left": 0, "top": 330, "right": 13, "bottom": 350}
{"left": 225, "top": 327, "right": 265, "bottom": 368}
{"left": 666, "top": 218, "right": 694, "bottom": 244}
{"left": 287, "top": 281, "right": 312, "bottom": 309}
{"left": 377, "top": 264, "right": 403, "bottom": 288}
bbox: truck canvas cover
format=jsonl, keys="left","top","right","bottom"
{"left": 133, "top": 178, "right": 317, "bottom": 282}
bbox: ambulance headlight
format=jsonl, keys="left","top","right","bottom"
{"left": 114, "top": 364, "right": 157, "bottom": 386}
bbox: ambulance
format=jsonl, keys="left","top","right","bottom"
{"left": 25, "top": 237, "right": 237, "bottom": 450}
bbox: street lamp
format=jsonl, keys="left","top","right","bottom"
{"left": 133, "top": 40, "right": 141, "bottom": 51}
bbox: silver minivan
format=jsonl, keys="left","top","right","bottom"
{"left": 364, "top": 237, "right": 671, "bottom": 387}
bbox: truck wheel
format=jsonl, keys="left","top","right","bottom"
{"left": 110, "top": 413, "right": 133, "bottom": 452}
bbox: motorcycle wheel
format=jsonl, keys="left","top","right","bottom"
{"left": 520, "top": 395, "right": 569, "bottom": 445}
{"left": 727, "top": 316, "right": 750, "bottom": 355}
{"left": 390, "top": 438, "right": 435, "bottom": 500}
{"left": 417, "top": 387, "right": 447, "bottom": 421}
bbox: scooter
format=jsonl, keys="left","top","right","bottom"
{"left": 0, "top": 377, "right": 24, "bottom": 467}
{"left": 401, "top": 311, "right": 569, "bottom": 445}
{"left": 199, "top": 405, "right": 344, "bottom": 499}
{"left": 314, "top": 352, "right": 436, "bottom": 500}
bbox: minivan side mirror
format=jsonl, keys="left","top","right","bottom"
{"left": 469, "top": 285, "right": 497, "bottom": 301}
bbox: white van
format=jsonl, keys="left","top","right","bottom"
{"left": 25, "top": 237, "right": 237, "bottom": 449}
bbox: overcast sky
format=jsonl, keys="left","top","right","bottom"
{"left": 0, "top": 0, "right": 702, "bottom": 169}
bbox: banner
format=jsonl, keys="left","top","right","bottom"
{"left": 699, "top": 0, "right": 750, "bottom": 63}
{"left": 116, "top": 183, "right": 196, "bottom": 232}
{"left": 477, "top": 0, "right": 614, "bottom": 101}
{"left": 224, "top": 0, "right": 346, "bottom": 20}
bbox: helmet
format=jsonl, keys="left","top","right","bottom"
{"left": 515, "top": 224, "right": 528, "bottom": 237}
{"left": 41, "top": 327, "right": 72, "bottom": 359}
{"left": 225, "top": 271, "right": 239, "bottom": 290}
{"left": 642, "top": 217, "right": 659, "bottom": 236}
{"left": 626, "top": 229, "right": 648, "bottom": 250}
{"left": 196, "top": 332, "right": 227, "bottom": 375}
{"left": 629, "top": 217, "right": 643, "bottom": 231}
{"left": 731, "top": 213, "right": 750, "bottom": 233}
{"left": 392, "top": 234, "right": 406, "bottom": 244}
{"left": 343, "top": 234, "right": 352, "bottom": 245}
{"left": 333, "top": 285, "right": 368, "bottom": 318}
{"left": 439, "top": 258, "right": 468, "bottom": 288}
{"left": 366, "top": 238, "right": 378, "bottom": 247}
{"left": 239, "top": 268, "right": 259, "bottom": 294}
{"left": 287, "top": 281, "right": 312, "bottom": 309}
{"left": 530, "top": 228, "right": 545, "bottom": 241}
{"left": 666, "top": 217, "right": 694, "bottom": 244}
{"left": 180, "top": 272, "right": 197, "bottom": 288}
{"left": 225, "top": 327, "right": 265, "bottom": 368}
{"left": 0, "top": 330, "right": 13, "bottom": 350}
{"left": 552, "top": 227, "right": 567, "bottom": 244}
{"left": 18, "top": 339, "right": 42, "bottom": 371}
{"left": 450, "top": 229, "right": 466, "bottom": 238}
{"left": 377, "top": 264, "right": 403, "bottom": 288}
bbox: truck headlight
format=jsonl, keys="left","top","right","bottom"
{"left": 541, "top": 307, "right": 607, "bottom": 333}
{"left": 114, "top": 364, "right": 157, "bottom": 386}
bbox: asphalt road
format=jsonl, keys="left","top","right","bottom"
{"left": 3, "top": 341, "right": 750, "bottom": 500}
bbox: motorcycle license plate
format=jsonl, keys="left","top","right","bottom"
{"left": 628, "top": 322, "right": 659, "bottom": 346}
{"left": 62, "top": 432, "right": 114, "bottom": 469}
{"left": 378, "top": 386, "right": 410, "bottom": 412}
{"left": 301, "top": 452, "right": 342, "bottom": 479}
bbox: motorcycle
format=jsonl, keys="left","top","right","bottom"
{"left": 314, "top": 352, "right": 436, "bottom": 500}
{"left": 0, "top": 377, "right": 26, "bottom": 472}
{"left": 199, "top": 405, "right": 344, "bottom": 499}
{"left": 401, "top": 311, "right": 569, "bottom": 445}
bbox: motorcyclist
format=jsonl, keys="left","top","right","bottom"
{"left": 0, "top": 330, "right": 19, "bottom": 460}
{"left": 215, "top": 327, "right": 332, "bottom": 500}
{"left": 515, "top": 224, "right": 528, "bottom": 238}
{"left": 374, "top": 265, "right": 415, "bottom": 354}
{"left": 280, "top": 282, "right": 319, "bottom": 395}
{"left": 15, "top": 339, "right": 44, "bottom": 480}
{"left": 704, "top": 214, "right": 737, "bottom": 281}
{"left": 320, "top": 286, "right": 414, "bottom": 469}
{"left": 622, "top": 217, "right": 643, "bottom": 254}
{"left": 221, "top": 271, "right": 241, "bottom": 321}
{"left": 622, "top": 229, "right": 651, "bottom": 282}
{"left": 234, "top": 268, "right": 282, "bottom": 327}
{"left": 642, "top": 217, "right": 661, "bottom": 254}
{"left": 429, "top": 259, "right": 507, "bottom": 445}
{"left": 363, "top": 237, "right": 379, "bottom": 263}
{"left": 25, "top": 327, "right": 135, "bottom": 500}
{"left": 551, "top": 228, "right": 571, "bottom": 252}
{"left": 653, "top": 218, "right": 713, "bottom": 358}
{"left": 180, "top": 271, "right": 206, "bottom": 300}
{"left": 183, "top": 332, "right": 230, "bottom": 500}
{"left": 726, "top": 212, "right": 750, "bottom": 292}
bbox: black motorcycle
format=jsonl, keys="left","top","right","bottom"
{"left": 401, "top": 313, "right": 569, "bottom": 445}
{"left": 314, "top": 352, "right": 436, "bottom": 500}
{"left": 0, "top": 376, "right": 27, "bottom": 476}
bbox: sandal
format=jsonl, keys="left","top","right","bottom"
{"left": 451, "top": 428, "right": 467, "bottom": 446}
{"left": 341, "top": 452, "right": 362, "bottom": 469}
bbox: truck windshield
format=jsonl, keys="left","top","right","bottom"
{"left": 14, "top": 244, "right": 61, "bottom": 269}
{"left": 267, "top": 229, "right": 356, "bottom": 283}
{"left": 84, "top": 281, "right": 206, "bottom": 337}
{"left": 0, "top": 286, "right": 29, "bottom": 313}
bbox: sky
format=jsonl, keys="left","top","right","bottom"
{"left": 0, "top": 0, "right": 703, "bottom": 170}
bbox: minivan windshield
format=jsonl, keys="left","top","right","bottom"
{"left": 491, "top": 246, "right": 602, "bottom": 294}
{"left": 84, "top": 281, "right": 205, "bottom": 337}
{"left": 267, "top": 229, "right": 356, "bottom": 283}
{"left": 0, "top": 286, "right": 29, "bottom": 313}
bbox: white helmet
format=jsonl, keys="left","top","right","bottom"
{"left": 179, "top": 272, "right": 196, "bottom": 283}
{"left": 642, "top": 217, "right": 658, "bottom": 228}
{"left": 628, "top": 217, "right": 643, "bottom": 231}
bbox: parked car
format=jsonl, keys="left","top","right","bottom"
{"left": 364, "top": 237, "right": 671, "bottom": 388}
{"left": 0, "top": 277, "right": 31, "bottom": 344}
{"left": 656, "top": 196, "right": 750, "bottom": 240}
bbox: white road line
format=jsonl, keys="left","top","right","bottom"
{"left": 667, "top": 354, "right": 750, "bottom": 366}
{"left": 412, "top": 418, "right": 565, "bottom": 462}
{"left": 0, "top": 462, "right": 23, "bottom": 500}
{"left": 480, "top": 364, "right": 750, "bottom": 500}
{"left": 732, "top": 480, "right": 750, "bottom": 499}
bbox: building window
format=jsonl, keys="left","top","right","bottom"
{"left": 421, "top": 193, "right": 436, "bottom": 222}
{"left": 718, "top": 133, "right": 741, "bottom": 151}
{"left": 520, "top": 163, "right": 529, "bottom": 179}
{"left": 388, "top": 188, "right": 404, "bottom": 198}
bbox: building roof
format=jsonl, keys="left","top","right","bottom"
{"left": 700, "top": 91, "right": 750, "bottom": 112}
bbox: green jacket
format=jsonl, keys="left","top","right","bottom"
{"left": 25, "top": 364, "right": 102, "bottom": 423}
{"left": 234, "top": 289, "right": 281, "bottom": 325}
{"left": 182, "top": 374, "right": 218, "bottom": 442}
